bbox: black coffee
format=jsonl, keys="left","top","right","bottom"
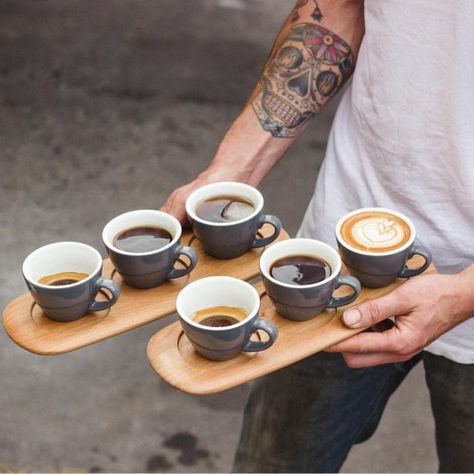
{"left": 114, "top": 226, "right": 172, "bottom": 253}
{"left": 198, "top": 315, "right": 241, "bottom": 327}
{"left": 270, "top": 255, "right": 331, "bottom": 285}
{"left": 196, "top": 196, "right": 255, "bottom": 223}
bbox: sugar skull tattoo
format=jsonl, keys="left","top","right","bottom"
{"left": 252, "top": 23, "right": 354, "bottom": 138}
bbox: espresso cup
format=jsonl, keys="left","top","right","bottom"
{"left": 185, "top": 182, "right": 282, "bottom": 259}
{"left": 335, "top": 207, "right": 432, "bottom": 288}
{"left": 260, "top": 238, "right": 361, "bottom": 321}
{"left": 176, "top": 276, "right": 278, "bottom": 361}
{"left": 102, "top": 210, "right": 197, "bottom": 289}
{"left": 22, "top": 242, "right": 120, "bottom": 322}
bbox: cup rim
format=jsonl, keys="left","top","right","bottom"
{"left": 176, "top": 276, "right": 260, "bottom": 331}
{"left": 102, "top": 209, "right": 182, "bottom": 256}
{"left": 185, "top": 182, "right": 264, "bottom": 227}
{"left": 259, "top": 238, "right": 342, "bottom": 289}
{"left": 335, "top": 207, "right": 416, "bottom": 256}
{"left": 22, "top": 241, "right": 102, "bottom": 290}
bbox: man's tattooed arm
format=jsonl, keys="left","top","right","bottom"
{"left": 252, "top": 2, "right": 356, "bottom": 138}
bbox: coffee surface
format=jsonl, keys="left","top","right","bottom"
{"left": 192, "top": 305, "right": 247, "bottom": 328}
{"left": 114, "top": 226, "right": 172, "bottom": 253}
{"left": 39, "top": 271, "right": 89, "bottom": 286}
{"left": 196, "top": 196, "right": 255, "bottom": 223}
{"left": 340, "top": 211, "right": 412, "bottom": 253}
{"left": 270, "top": 255, "right": 331, "bottom": 285}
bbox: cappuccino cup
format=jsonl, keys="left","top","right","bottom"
{"left": 185, "top": 182, "right": 282, "bottom": 259}
{"left": 102, "top": 210, "right": 197, "bottom": 289}
{"left": 260, "top": 239, "right": 361, "bottom": 321}
{"left": 335, "top": 207, "right": 432, "bottom": 288}
{"left": 176, "top": 276, "right": 278, "bottom": 360}
{"left": 22, "top": 242, "right": 120, "bottom": 322}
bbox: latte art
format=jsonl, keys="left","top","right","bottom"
{"left": 340, "top": 211, "right": 412, "bottom": 253}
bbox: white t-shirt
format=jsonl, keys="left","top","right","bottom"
{"left": 298, "top": 0, "right": 474, "bottom": 363}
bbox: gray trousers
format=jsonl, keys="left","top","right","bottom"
{"left": 233, "top": 351, "right": 474, "bottom": 473}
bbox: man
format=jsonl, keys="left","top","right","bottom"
{"left": 163, "top": 0, "right": 474, "bottom": 471}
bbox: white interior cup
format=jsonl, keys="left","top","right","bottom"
{"left": 102, "top": 209, "right": 182, "bottom": 256}
{"left": 22, "top": 241, "right": 102, "bottom": 288}
{"left": 185, "top": 182, "right": 264, "bottom": 226}
{"left": 176, "top": 276, "right": 260, "bottom": 331}
{"left": 260, "top": 238, "right": 342, "bottom": 288}
{"left": 335, "top": 207, "right": 416, "bottom": 256}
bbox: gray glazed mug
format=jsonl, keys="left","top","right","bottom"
{"left": 22, "top": 241, "right": 120, "bottom": 322}
{"left": 335, "top": 207, "right": 432, "bottom": 288}
{"left": 185, "top": 182, "right": 282, "bottom": 259}
{"left": 260, "top": 238, "right": 361, "bottom": 321}
{"left": 176, "top": 276, "right": 278, "bottom": 361}
{"left": 102, "top": 210, "right": 197, "bottom": 289}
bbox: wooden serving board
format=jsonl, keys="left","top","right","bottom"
{"left": 147, "top": 256, "right": 436, "bottom": 395}
{"left": 3, "top": 226, "right": 288, "bottom": 355}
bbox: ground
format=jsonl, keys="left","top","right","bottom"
{"left": 0, "top": 1, "right": 436, "bottom": 472}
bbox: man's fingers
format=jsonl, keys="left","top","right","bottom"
{"left": 160, "top": 190, "right": 189, "bottom": 226}
{"left": 327, "top": 328, "right": 403, "bottom": 354}
{"left": 341, "top": 350, "right": 420, "bottom": 368}
{"left": 342, "top": 290, "right": 411, "bottom": 329}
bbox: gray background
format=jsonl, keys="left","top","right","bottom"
{"left": 0, "top": 1, "right": 436, "bottom": 472}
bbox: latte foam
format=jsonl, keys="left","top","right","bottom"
{"left": 340, "top": 211, "right": 412, "bottom": 253}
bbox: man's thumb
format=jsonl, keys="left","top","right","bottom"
{"left": 342, "top": 294, "right": 399, "bottom": 329}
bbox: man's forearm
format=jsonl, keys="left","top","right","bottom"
{"left": 207, "top": 0, "right": 365, "bottom": 185}
{"left": 456, "top": 265, "right": 474, "bottom": 317}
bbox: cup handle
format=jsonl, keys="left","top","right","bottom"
{"left": 167, "top": 245, "right": 198, "bottom": 279}
{"left": 242, "top": 318, "right": 278, "bottom": 352}
{"left": 250, "top": 215, "right": 282, "bottom": 249}
{"left": 327, "top": 275, "right": 361, "bottom": 309}
{"left": 89, "top": 278, "right": 121, "bottom": 312}
{"left": 398, "top": 243, "right": 432, "bottom": 278}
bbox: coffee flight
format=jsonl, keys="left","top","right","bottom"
{"left": 20, "top": 181, "right": 431, "bottom": 363}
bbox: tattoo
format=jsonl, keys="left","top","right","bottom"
{"left": 252, "top": 23, "right": 353, "bottom": 138}
{"left": 292, "top": 0, "right": 323, "bottom": 23}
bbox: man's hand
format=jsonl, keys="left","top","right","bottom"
{"left": 328, "top": 271, "right": 474, "bottom": 368}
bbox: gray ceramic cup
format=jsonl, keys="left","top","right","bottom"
{"left": 102, "top": 210, "right": 197, "bottom": 289}
{"left": 335, "top": 207, "right": 432, "bottom": 288}
{"left": 260, "top": 238, "right": 361, "bottom": 321}
{"left": 176, "top": 276, "right": 278, "bottom": 361}
{"left": 22, "top": 241, "right": 120, "bottom": 322}
{"left": 185, "top": 182, "right": 282, "bottom": 259}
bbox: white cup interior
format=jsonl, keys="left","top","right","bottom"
{"left": 260, "top": 238, "right": 342, "bottom": 288}
{"left": 335, "top": 207, "right": 416, "bottom": 256}
{"left": 185, "top": 182, "right": 264, "bottom": 226}
{"left": 176, "top": 276, "right": 260, "bottom": 330}
{"left": 102, "top": 210, "right": 181, "bottom": 256}
{"left": 22, "top": 242, "right": 102, "bottom": 288}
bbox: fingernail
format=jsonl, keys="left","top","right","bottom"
{"left": 343, "top": 308, "right": 361, "bottom": 327}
